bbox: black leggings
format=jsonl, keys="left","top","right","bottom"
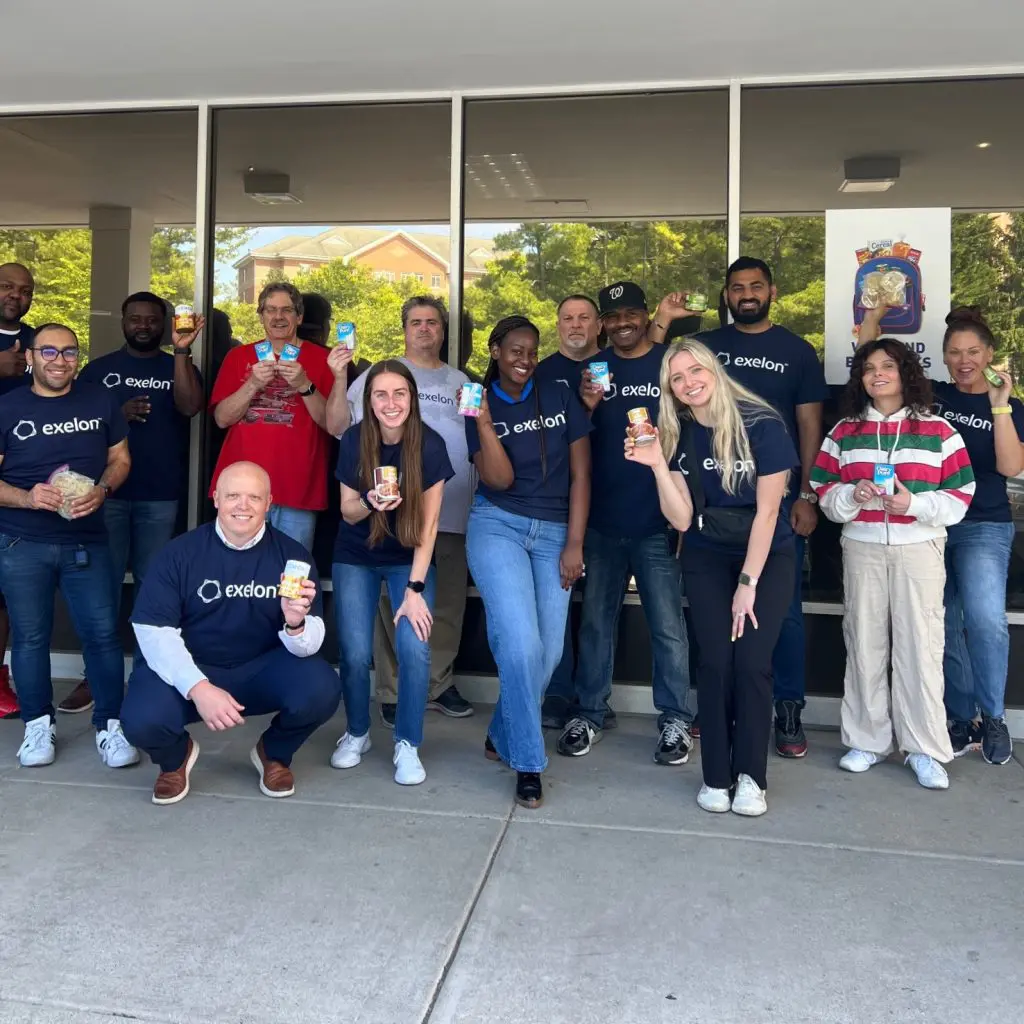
{"left": 682, "top": 542, "right": 795, "bottom": 790}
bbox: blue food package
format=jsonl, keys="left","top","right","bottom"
{"left": 254, "top": 340, "right": 275, "bottom": 362}
{"left": 279, "top": 343, "right": 300, "bottom": 362}
{"left": 336, "top": 322, "right": 356, "bottom": 350}
{"left": 873, "top": 463, "right": 895, "bottom": 495}
{"left": 590, "top": 361, "right": 611, "bottom": 392}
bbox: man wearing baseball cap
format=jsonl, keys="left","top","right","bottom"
{"left": 557, "top": 281, "right": 694, "bottom": 765}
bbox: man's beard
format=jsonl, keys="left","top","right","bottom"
{"left": 126, "top": 333, "right": 162, "bottom": 352}
{"left": 729, "top": 296, "right": 771, "bottom": 326}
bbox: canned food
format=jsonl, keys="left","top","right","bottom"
{"left": 983, "top": 365, "right": 1005, "bottom": 388}
{"left": 374, "top": 466, "right": 400, "bottom": 502}
{"left": 590, "top": 361, "right": 612, "bottom": 393}
{"left": 278, "top": 559, "right": 312, "bottom": 600}
{"left": 458, "top": 382, "right": 483, "bottom": 417}
{"left": 279, "top": 343, "right": 300, "bottom": 362}
{"left": 336, "top": 322, "right": 356, "bottom": 350}
{"left": 173, "top": 304, "right": 195, "bottom": 333}
{"left": 627, "top": 407, "right": 657, "bottom": 445}
{"left": 684, "top": 292, "right": 708, "bottom": 313}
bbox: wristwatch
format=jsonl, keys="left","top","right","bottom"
{"left": 738, "top": 572, "right": 758, "bottom": 588}
{"left": 359, "top": 492, "right": 372, "bottom": 512}
{"left": 406, "top": 580, "right": 426, "bottom": 594}
{"left": 799, "top": 490, "right": 818, "bottom": 505}
{"left": 298, "top": 381, "right": 316, "bottom": 397}
{"left": 99, "top": 482, "right": 112, "bottom": 496}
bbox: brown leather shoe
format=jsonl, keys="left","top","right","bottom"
{"left": 152, "top": 737, "right": 199, "bottom": 806}
{"left": 250, "top": 739, "right": 295, "bottom": 798}
{"left": 57, "top": 679, "right": 94, "bottom": 714}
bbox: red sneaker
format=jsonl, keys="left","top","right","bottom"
{"left": 0, "top": 665, "right": 19, "bottom": 719}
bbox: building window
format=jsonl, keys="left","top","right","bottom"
{"left": 374, "top": 270, "right": 395, "bottom": 283}
{"left": 431, "top": 274, "right": 442, "bottom": 288}
{"left": 402, "top": 272, "right": 424, "bottom": 283}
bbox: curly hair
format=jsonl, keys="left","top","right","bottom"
{"left": 841, "top": 338, "right": 933, "bottom": 420}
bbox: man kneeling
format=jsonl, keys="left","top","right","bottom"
{"left": 121, "top": 461, "right": 341, "bottom": 804}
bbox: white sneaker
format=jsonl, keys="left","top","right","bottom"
{"left": 331, "top": 732, "right": 371, "bottom": 769}
{"left": 96, "top": 719, "right": 140, "bottom": 768}
{"left": 393, "top": 739, "right": 426, "bottom": 786}
{"left": 839, "top": 748, "right": 883, "bottom": 773}
{"left": 18, "top": 714, "right": 55, "bottom": 767}
{"left": 730, "top": 773, "right": 768, "bottom": 817}
{"left": 697, "top": 783, "right": 731, "bottom": 813}
{"left": 906, "top": 752, "right": 949, "bottom": 790}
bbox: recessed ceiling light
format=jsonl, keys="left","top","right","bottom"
{"left": 976, "top": 141, "right": 992, "bottom": 149}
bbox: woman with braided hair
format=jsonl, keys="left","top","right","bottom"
{"left": 464, "top": 316, "right": 592, "bottom": 808}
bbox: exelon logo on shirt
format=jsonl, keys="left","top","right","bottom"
{"left": 491, "top": 411, "right": 567, "bottom": 439}
{"left": 940, "top": 409, "right": 992, "bottom": 432}
{"left": 101, "top": 372, "right": 173, "bottom": 391}
{"left": 11, "top": 417, "right": 101, "bottom": 440}
{"left": 717, "top": 353, "right": 789, "bottom": 374}
{"left": 196, "top": 579, "right": 280, "bottom": 603}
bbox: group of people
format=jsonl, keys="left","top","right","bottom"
{"left": 0, "top": 254, "right": 1018, "bottom": 816}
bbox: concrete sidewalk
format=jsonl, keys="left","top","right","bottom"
{"left": 1, "top": 686, "right": 1022, "bottom": 1024}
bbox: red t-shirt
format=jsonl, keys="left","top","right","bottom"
{"left": 209, "top": 341, "right": 336, "bottom": 510}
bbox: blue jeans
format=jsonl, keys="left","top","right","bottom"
{"left": 269, "top": 505, "right": 316, "bottom": 552}
{"left": 122, "top": 649, "right": 341, "bottom": 772}
{"left": 466, "top": 496, "right": 570, "bottom": 773}
{"left": 572, "top": 527, "right": 692, "bottom": 730}
{"left": 771, "top": 531, "right": 805, "bottom": 704}
{"left": 0, "top": 535, "right": 123, "bottom": 729}
{"left": 105, "top": 498, "right": 178, "bottom": 658}
{"left": 544, "top": 612, "right": 576, "bottom": 705}
{"left": 333, "top": 561, "right": 435, "bottom": 746}
{"left": 943, "top": 520, "right": 1014, "bottom": 721}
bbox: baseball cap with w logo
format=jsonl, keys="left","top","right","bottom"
{"left": 598, "top": 281, "right": 648, "bottom": 317}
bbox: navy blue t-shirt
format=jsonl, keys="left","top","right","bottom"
{"left": 466, "top": 378, "right": 592, "bottom": 522}
{"left": 334, "top": 421, "right": 454, "bottom": 566}
{"left": 78, "top": 347, "right": 200, "bottom": 502}
{"left": 585, "top": 345, "right": 667, "bottom": 537}
{"left": 0, "top": 324, "right": 34, "bottom": 398}
{"left": 933, "top": 381, "right": 1024, "bottom": 523}
{"left": 674, "top": 411, "right": 797, "bottom": 554}
{"left": 132, "top": 522, "right": 321, "bottom": 671}
{"left": 0, "top": 383, "right": 128, "bottom": 543}
{"left": 534, "top": 351, "right": 591, "bottom": 394}
{"left": 696, "top": 324, "right": 827, "bottom": 454}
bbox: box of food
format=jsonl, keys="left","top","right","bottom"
{"left": 335, "top": 322, "right": 356, "bottom": 350}
{"left": 279, "top": 343, "right": 300, "bottom": 362}
{"left": 590, "top": 361, "right": 611, "bottom": 393}
{"left": 458, "top": 382, "right": 483, "bottom": 417}
{"left": 254, "top": 341, "right": 275, "bottom": 362}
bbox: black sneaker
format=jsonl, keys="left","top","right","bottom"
{"left": 948, "top": 720, "right": 982, "bottom": 758}
{"left": 557, "top": 717, "right": 601, "bottom": 757}
{"left": 541, "top": 696, "right": 570, "bottom": 731}
{"left": 981, "top": 715, "right": 1013, "bottom": 766}
{"left": 427, "top": 685, "right": 474, "bottom": 718}
{"left": 484, "top": 735, "right": 500, "bottom": 762}
{"left": 774, "top": 700, "right": 808, "bottom": 758}
{"left": 515, "top": 771, "right": 543, "bottom": 808}
{"left": 654, "top": 720, "right": 692, "bottom": 766}
{"left": 378, "top": 702, "right": 396, "bottom": 729}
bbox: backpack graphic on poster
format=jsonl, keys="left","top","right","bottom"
{"left": 852, "top": 239, "right": 925, "bottom": 335}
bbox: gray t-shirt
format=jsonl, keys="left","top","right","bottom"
{"left": 346, "top": 358, "right": 474, "bottom": 535}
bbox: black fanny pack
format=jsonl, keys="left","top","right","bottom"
{"left": 682, "top": 422, "right": 756, "bottom": 548}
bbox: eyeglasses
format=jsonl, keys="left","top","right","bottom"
{"left": 263, "top": 305, "right": 297, "bottom": 316}
{"left": 34, "top": 346, "right": 80, "bottom": 363}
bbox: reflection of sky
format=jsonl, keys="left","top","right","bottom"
{"left": 215, "top": 221, "right": 512, "bottom": 296}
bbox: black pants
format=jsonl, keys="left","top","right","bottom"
{"left": 682, "top": 542, "right": 795, "bottom": 790}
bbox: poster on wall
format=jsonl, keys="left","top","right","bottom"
{"left": 823, "top": 208, "right": 951, "bottom": 385}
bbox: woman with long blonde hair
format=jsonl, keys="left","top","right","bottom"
{"left": 626, "top": 339, "right": 796, "bottom": 816}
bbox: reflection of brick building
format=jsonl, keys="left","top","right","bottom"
{"left": 234, "top": 227, "right": 496, "bottom": 304}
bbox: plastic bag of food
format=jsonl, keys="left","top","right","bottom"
{"left": 47, "top": 464, "right": 95, "bottom": 520}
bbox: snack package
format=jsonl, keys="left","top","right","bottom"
{"left": 590, "top": 361, "right": 612, "bottom": 393}
{"left": 458, "top": 382, "right": 483, "bottom": 417}
{"left": 859, "top": 269, "right": 907, "bottom": 309}
{"left": 254, "top": 341, "right": 275, "bottom": 362}
{"left": 47, "top": 464, "right": 95, "bottom": 520}
{"left": 627, "top": 407, "right": 657, "bottom": 445}
{"left": 335, "top": 322, "right": 356, "bottom": 351}
{"left": 374, "top": 466, "right": 400, "bottom": 502}
{"left": 279, "top": 559, "right": 312, "bottom": 600}
{"left": 279, "top": 343, "right": 300, "bottom": 362}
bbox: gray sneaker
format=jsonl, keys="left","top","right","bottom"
{"left": 557, "top": 717, "right": 602, "bottom": 757}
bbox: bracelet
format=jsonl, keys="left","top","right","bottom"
{"left": 655, "top": 322, "right": 668, "bottom": 331}
{"left": 991, "top": 405, "right": 1012, "bottom": 415}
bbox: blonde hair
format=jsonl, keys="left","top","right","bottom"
{"left": 657, "top": 338, "right": 784, "bottom": 495}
